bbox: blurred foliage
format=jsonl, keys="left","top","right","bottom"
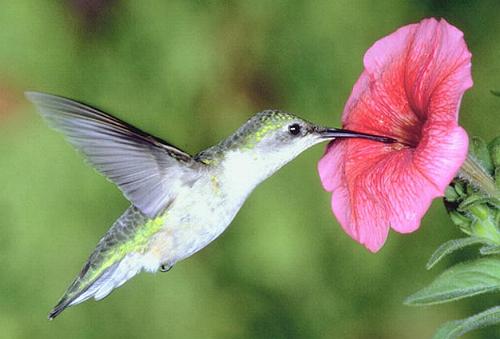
{"left": 0, "top": 1, "right": 499, "bottom": 338}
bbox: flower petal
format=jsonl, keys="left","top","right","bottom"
{"left": 404, "top": 19, "right": 473, "bottom": 122}
{"left": 413, "top": 123, "right": 469, "bottom": 194}
{"left": 327, "top": 140, "right": 426, "bottom": 251}
{"left": 318, "top": 18, "right": 472, "bottom": 252}
{"left": 342, "top": 18, "right": 472, "bottom": 144}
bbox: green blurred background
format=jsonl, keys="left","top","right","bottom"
{"left": 0, "top": 1, "right": 498, "bottom": 338}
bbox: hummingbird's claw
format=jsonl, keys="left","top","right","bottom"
{"left": 160, "top": 264, "right": 173, "bottom": 272}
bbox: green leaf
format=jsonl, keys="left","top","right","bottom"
{"left": 480, "top": 244, "right": 500, "bottom": 255}
{"left": 445, "top": 186, "right": 460, "bottom": 202}
{"left": 489, "top": 136, "right": 500, "bottom": 168}
{"left": 426, "top": 237, "right": 490, "bottom": 270}
{"left": 448, "top": 211, "right": 472, "bottom": 231}
{"left": 458, "top": 194, "right": 490, "bottom": 211}
{"left": 470, "top": 137, "right": 494, "bottom": 174}
{"left": 405, "top": 258, "right": 500, "bottom": 305}
{"left": 433, "top": 306, "right": 500, "bottom": 339}
{"left": 496, "top": 168, "right": 500, "bottom": 190}
{"left": 454, "top": 182, "right": 466, "bottom": 197}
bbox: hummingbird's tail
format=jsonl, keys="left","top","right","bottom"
{"left": 48, "top": 253, "right": 154, "bottom": 320}
{"left": 48, "top": 260, "right": 123, "bottom": 320}
{"left": 48, "top": 207, "right": 164, "bottom": 320}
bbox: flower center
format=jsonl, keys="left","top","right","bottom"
{"left": 392, "top": 115, "right": 425, "bottom": 149}
{"left": 390, "top": 142, "right": 408, "bottom": 151}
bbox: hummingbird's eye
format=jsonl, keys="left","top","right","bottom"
{"left": 288, "top": 124, "right": 301, "bottom": 136}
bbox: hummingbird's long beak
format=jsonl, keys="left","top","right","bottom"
{"left": 318, "top": 127, "right": 397, "bottom": 144}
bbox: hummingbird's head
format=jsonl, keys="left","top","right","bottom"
{"left": 202, "top": 110, "right": 394, "bottom": 188}
{"left": 232, "top": 109, "right": 394, "bottom": 159}
{"left": 237, "top": 110, "right": 335, "bottom": 158}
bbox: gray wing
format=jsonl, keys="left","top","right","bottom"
{"left": 26, "top": 92, "right": 203, "bottom": 218}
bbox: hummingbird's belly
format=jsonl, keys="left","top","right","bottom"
{"left": 151, "top": 175, "right": 246, "bottom": 267}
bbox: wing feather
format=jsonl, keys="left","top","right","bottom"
{"left": 26, "top": 92, "right": 202, "bottom": 218}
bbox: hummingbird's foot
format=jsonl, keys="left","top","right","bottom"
{"left": 160, "top": 263, "right": 173, "bottom": 272}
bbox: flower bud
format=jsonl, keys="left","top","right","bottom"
{"left": 445, "top": 136, "right": 500, "bottom": 245}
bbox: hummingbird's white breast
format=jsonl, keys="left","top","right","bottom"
{"left": 150, "top": 147, "right": 291, "bottom": 267}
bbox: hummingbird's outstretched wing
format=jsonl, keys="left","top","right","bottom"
{"left": 26, "top": 92, "right": 203, "bottom": 218}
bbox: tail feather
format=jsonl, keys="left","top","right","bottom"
{"left": 48, "top": 299, "right": 70, "bottom": 320}
{"left": 48, "top": 252, "right": 158, "bottom": 320}
{"left": 48, "top": 262, "right": 120, "bottom": 320}
{"left": 48, "top": 206, "right": 164, "bottom": 320}
{"left": 92, "top": 253, "right": 146, "bottom": 301}
{"left": 70, "top": 263, "right": 120, "bottom": 304}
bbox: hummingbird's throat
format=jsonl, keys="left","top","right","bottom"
{"left": 219, "top": 148, "right": 290, "bottom": 196}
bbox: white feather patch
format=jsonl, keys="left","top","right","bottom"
{"left": 69, "top": 252, "right": 161, "bottom": 306}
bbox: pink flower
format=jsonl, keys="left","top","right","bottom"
{"left": 318, "top": 18, "right": 472, "bottom": 252}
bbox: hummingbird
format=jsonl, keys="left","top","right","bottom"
{"left": 26, "top": 92, "right": 395, "bottom": 320}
